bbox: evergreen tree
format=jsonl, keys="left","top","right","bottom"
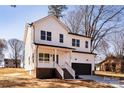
{"left": 48, "top": 5, "right": 68, "bottom": 19}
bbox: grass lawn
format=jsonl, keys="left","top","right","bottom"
{"left": 0, "top": 68, "right": 113, "bottom": 88}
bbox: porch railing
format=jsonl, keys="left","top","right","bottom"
{"left": 65, "top": 62, "right": 75, "bottom": 79}
{"left": 55, "top": 62, "right": 64, "bottom": 79}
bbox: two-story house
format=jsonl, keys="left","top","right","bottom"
{"left": 24, "top": 15, "right": 96, "bottom": 79}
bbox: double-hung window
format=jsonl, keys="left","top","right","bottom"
{"left": 72, "top": 39, "right": 75, "bottom": 46}
{"left": 47, "top": 32, "right": 51, "bottom": 41}
{"left": 72, "top": 39, "right": 80, "bottom": 47}
{"left": 41, "top": 30, "right": 52, "bottom": 41}
{"left": 85, "top": 41, "right": 88, "bottom": 48}
{"left": 77, "top": 39, "right": 80, "bottom": 47}
{"left": 59, "top": 34, "right": 64, "bottom": 43}
{"left": 41, "top": 31, "right": 46, "bottom": 40}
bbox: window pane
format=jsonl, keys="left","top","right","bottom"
{"left": 44, "top": 58, "right": 49, "bottom": 61}
{"left": 77, "top": 40, "right": 80, "bottom": 47}
{"left": 41, "top": 31, "right": 45, "bottom": 35}
{"left": 39, "top": 53, "right": 43, "bottom": 62}
{"left": 41, "top": 36, "right": 45, "bottom": 40}
{"left": 60, "top": 34, "right": 63, "bottom": 38}
{"left": 47, "top": 32, "right": 51, "bottom": 36}
{"left": 60, "top": 34, "right": 63, "bottom": 43}
{"left": 60, "top": 38, "right": 63, "bottom": 43}
{"left": 72, "top": 39, "right": 75, "bottom": 46}
{"left": 85, "top": 41, "right": 88, "bottom": 48}
{"left": 45, "top": 54, "right": 49, "bottom": 58}
{"left": 44, "top": 54, "right": 49, "bottom": 61}
{"left": 39, "top": 53, "right": 43, "bottom": 57}
{"left": 47, "top": 36, "right": 51, "bottom": 41}
{"left": 41, "top": 31, "right": 46, "bottom": 40}
{"left": 39, "top": 53, "right": 50, "bottom": 62}
{"left": 47, "top": 32, "right": 51, "bottom": 41}
{"left": 39, "top": 57, "right": 43, "bottom": 61}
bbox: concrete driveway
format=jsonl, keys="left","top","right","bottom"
{"left": 79, "top": 75, "right": 124, "bottom": 88}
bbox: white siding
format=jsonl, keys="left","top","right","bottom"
{"left": 24, "top": 26, "right": 34, "bottom": 70}
{"left": 69, "top": 34, "right": 91, "bottom": 52}
{"left": 71, "top": 52, "right": 95, "bottom": 71}
{"left": 24, "top": 16, "right": 95, "bottom": 73}
{"left": 59, "top": 51, "right": 70, "bottom": 67}
{"left": 37, "top": 46, "right": 71, "bottom": 68}
{"left": 34, "top": 16, "right": 91, "bottom": 53}
{"left": 37, "top": 46, "right": 55, "bottom": 68}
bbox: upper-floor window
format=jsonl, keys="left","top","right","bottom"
{"left": 85, "top": 41, "right": 88, "bottom": 48}
{"left": 47, "top": 32, "right": 51, "bottom": 41}
{"left": 77, "top": 39, "right": 80, "bottom": 47}
{"left": 72, "top": 39, "right": 75, "bottom": 46}
{"left": 41, "top": 30, "right": 51, "bottom": 41}
{"left": 41, "top": 31, "right": 46, "bottom": 40}
{"left": 59, "top": 34, "right": 64, "bottom": 43}
{"left": 72, "top": 39, "right": 80, "bottom": 47}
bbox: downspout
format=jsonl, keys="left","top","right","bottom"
{"left": 32, "top": 23, "right": 35, "bottom": 44}
{"left": 36, "top": 45, "right": 38, "bottom": 68}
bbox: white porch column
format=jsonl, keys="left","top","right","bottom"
{"left": 70, "top": 50, "right": 72, "bottom": 66}
{"left": 54, "top": 49, "right": 57, "bottom": 67}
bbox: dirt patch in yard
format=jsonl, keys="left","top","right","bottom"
{"left": 0, "top": 68, "right": 113, "bottom": 88}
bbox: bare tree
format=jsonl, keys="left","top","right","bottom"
{"left": 65, "top": 8, "right": 83, "bottom": 34}
{"left": 0, "top": 39, "right": 7, "bottom": 54}
{"left": 96, "top": 38, "right": 110, "bottom": 57}
{"left": 8, "top": 39, "right": 24, "bottom": 68}
{"left": 65, "top": 5, "right": 124, "bottom": 52}
{"left": 110, "top": 32, "right": 124, "bottom": 57}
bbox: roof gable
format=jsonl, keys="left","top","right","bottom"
{"left": 33, "top": 15, "right": 70, "bottom": 33}
{"left": 24, "top": 15, "right": 91, "bottom": 42}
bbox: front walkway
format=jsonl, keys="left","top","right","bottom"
{"left": 79, "top": 75, "right": 124, "bottom": 88}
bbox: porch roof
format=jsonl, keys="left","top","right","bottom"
{"left": 72, "top": 50, "right": 97, "bottom": 55}
{"left": 34, "top": 43, "right": 75, "bottom": 50}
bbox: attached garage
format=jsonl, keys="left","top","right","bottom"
{"left": 72, "top": 63, "right": 91, "bottom": 75}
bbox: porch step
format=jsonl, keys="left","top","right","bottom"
{"left": 63, "top": 69, "right": 74, "bottom": 79}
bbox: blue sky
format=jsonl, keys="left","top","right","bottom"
{"left": 0, "top": 6, "right": 49, "bottom": 41}
{"left": 0, "top": 5, "right": 73, "bottom": 41}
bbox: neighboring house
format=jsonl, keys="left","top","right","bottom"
{"left": 24, "top": 15, "right": 96, "bottom": 79}
{"left": 0, "top": 54, "right": 4, "bottom": 67}
{"left": 97, "top": 55, "right": 124, "bottom": 73}
{"left": 4, "top": 59, "right": 21, "bottom": 68}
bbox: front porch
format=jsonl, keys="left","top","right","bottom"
{"left": 37, "top": 45, "right": 72, "bottom": 68}
{"left": 35, "top": 45, "right": 75, "bottom": 79}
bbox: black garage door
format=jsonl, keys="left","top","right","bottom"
{"left": 72, "top": 63, "right": 91, "bottom": 75}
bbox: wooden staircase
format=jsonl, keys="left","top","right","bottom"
{"left": 63, "top": 69, "right": 74, "bottom": 79}
{"left": 55, "top": 62, "right": 75, "bottom": 79}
